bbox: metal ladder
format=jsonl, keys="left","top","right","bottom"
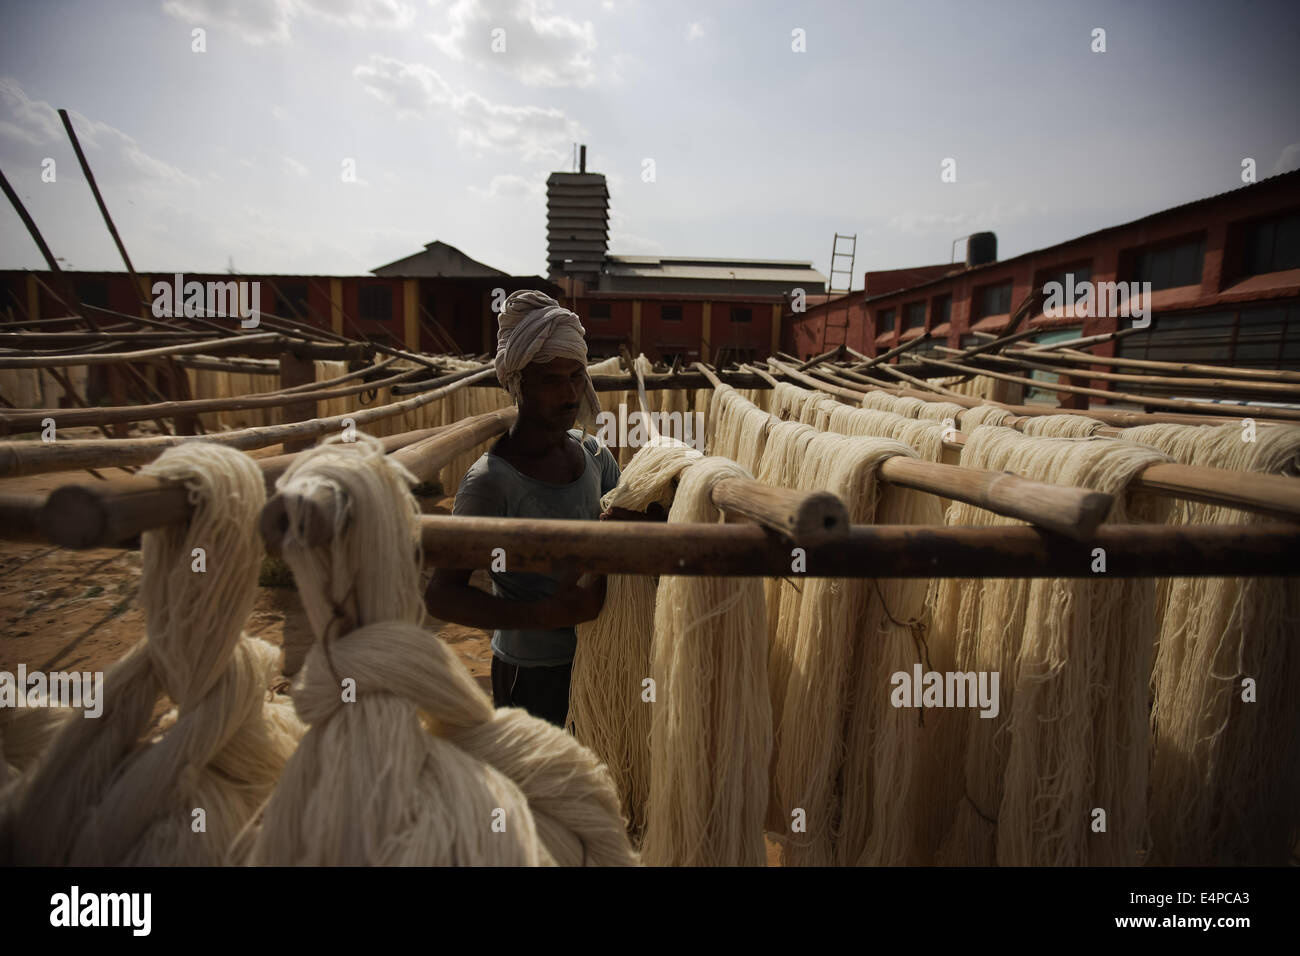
{"left": 819, "top": 232, "right": 856, "bottom": 353}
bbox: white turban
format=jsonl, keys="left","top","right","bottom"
{"left": 494, "top": 290, "right": 601, "bottom": 433}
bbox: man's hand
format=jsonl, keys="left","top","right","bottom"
{"left": 550, "top": 569, "right": 607, "bottom": 623}
{"left": 599, "top": 502, "right": 668, "bottom": 522}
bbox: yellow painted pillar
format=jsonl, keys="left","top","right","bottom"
{"left": 26, "top": 273, "right": 39, "bottom": 322}
{"left": 770, "top": 303, "right": 782, "bottom": 357}
{"left": 329, "top": 278, "right": 344, "bottom": 336}
{"left": 701, "top": 301, "right": 711, "bottom": 363}
{"left": 631, "top": 299, "right": 642, "bottom": 354}
{"left": 403, "top": 279, "right": 419, "bottom": 351}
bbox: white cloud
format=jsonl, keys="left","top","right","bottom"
{"left": 298, "top": 0, "right": 416, "bottom": 30}
{"left": 1272, "top": 142, "right": 1300, "bottom": 176}
{"left": 354, "top": 54, "right": 583, "bottom": 162}
{"left": 283, "top": 156, "right": 310, "bottom": 177}
{"left": 686, "top": 21, "right": 704, "bottom": 42}
{"left": 469, "top": 172, "right": 544, "bottom": 199}
{"left": 162, "top": 0, "right": 295, "bottom": 44}
{"left": 162, "top": 0, "right": 415, "bottom": 45}
{"left": 428, "top": 0, "right": 597, "bottom": 87}
{"left": 0, "top": 78, "right": 199, "bottom": 189}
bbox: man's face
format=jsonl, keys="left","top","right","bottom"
{"left": 518, "top": 357, "right": 586, "bottom": 431}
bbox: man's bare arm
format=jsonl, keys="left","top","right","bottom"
{"left": 424, "top": 567, "right": 605, "bottom": 629}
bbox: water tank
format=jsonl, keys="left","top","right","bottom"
{"left": 966, "top": 232, "right": 997, "bottom": 268}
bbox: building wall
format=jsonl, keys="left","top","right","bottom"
{"left": 785, "top": 173, "right": 1300, "bottom": 393}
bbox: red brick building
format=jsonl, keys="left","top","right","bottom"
{"left": 786, "top": 171, "right": 1300, "bottom": 379}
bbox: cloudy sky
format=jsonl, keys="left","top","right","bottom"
{"left": 1, "top": 0, "right": 1298, "bottom": 284}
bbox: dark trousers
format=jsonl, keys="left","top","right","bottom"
{"left": 490, "top": 655, "right": 573, "bottom": 729}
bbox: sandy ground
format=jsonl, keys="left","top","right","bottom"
{"left": 0, "top": 456, "right": 782, "bottom": 864}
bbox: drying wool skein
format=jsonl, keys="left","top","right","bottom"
{"left": 568, "top": 436, "right": 703, "bottom": 846}
{"left": 767, "top": 432, "right": 943, "bottom": 866}
{"left": 1018, "top": 414, "right": 1107, "bottom": 438}
{"left": 957, "top": 405, "right": 1017, "bottom": 430}
{"left": 1122, "top": 421, "right": 1300, "bottom": 865}
{"left": 640, "top": 457, "right": 773, "bottom": 867}
{"left": 935, "top": 427, "right": 1170, "bottom": 867}
{"left": 253, "top": 433, "right": 635, "bottom": 866}
{"left": 7, "top": 443, "right": 303, "bottom": 866}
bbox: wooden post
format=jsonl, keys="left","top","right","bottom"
{"left": 771, "top": 303, "right": 782, "bottom": 359}
{"left": 329, "top": 278, "right": 343, "bottom": 337}
{"left": 701, "top": 301, "right": 711, "bottom": 364}
{"left": 279, "top": 349, "right": 317, "bottom": 453}
{"left": 108, "top": 365, "right": 128, "bottom": 436}
{"left": 631, "top": 299, "right": 642, "bottom": 355}
{"left": 403, "top": 279, "right": 419, "bottom": 351}
{"left": 412, "top": 517, "right": 1300, "bottom": 579}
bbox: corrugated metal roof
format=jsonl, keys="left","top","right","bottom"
{"left": 603, "top": 254, "right": 825, "bottom": 285}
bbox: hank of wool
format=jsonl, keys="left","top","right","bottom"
{"left": 1018, "top": 414, "right": 1106, "bottom": 438}
{"left": 1121, "top": 422, "right": 1300, "bottom": 864}
{"left": 568, "top": 437, "right": 703, "bottom": 846}
{"left": 935, "top": 427, "right": 1170, "bottom": 866}
{"left": 957, "top": 405, "right": 1017, "bottom": 430}
{"left": 253, "top": 433, "right": 636, "bottom": 866}
{"left": 639, "top": 456, "right": 773, "bottom": 866}
{"left": 8, "top": 442, "right": 303, "bottom": 866}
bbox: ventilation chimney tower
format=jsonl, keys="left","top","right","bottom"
{"left": 546, "top": 144, "right": 609, "bottom": 287}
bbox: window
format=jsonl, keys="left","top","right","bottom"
{"left": 661, "top": 304, "right": 683, "bottom": 322}
{"left": 877, "top": 308, "right": 896, "bottom": 334}
{"left": 1119, "top": 304, "right": 1300, "bottom": 374}
{"left": 75, "top": 279, "right": 110, "bottom": 318}
{"left": 1133, "top": 237, "right": 1204, "bottom": 290}
{"left": 278, "top": 282, "right": 311, "bottom": 320}
{"left": 978, "top": 281, "right": 1013, "bottom": 317}
{"left": 903, "top": 301, "right": 926, "bottom": 330}
{"left": 589, "top": 303, "right": 611, "bottom": 320}
{"left": 932, "top": 295, "right": 952, "bottom": 326}
{"left": 1245, "top": 213, "right": 1300, "bottom": 275}
{"left": 1037, "top": 264, "right": 1093, "bottom": 306}
{"left": 730, "top": 307, "right": 752, "bottom": 323}
{"left": 359, "top": 285, "right": 393, "bottom": 322}
{"left": 587, "top": 335, "right": 622, "bottom": 358}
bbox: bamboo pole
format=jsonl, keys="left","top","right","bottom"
{"left": 0, "top": 358, "right": 421, "bottom": 434}
{"left": 1016, "top": 326, "right": 1142, "bottom": 354}
{"left": 848, "top": 331, "right": 932, "bottom": 371}
{"left": 796, "top": 343, "right": 847, "bottom": 371}
{"left": 1012, "top": 344, "right": 1300, "bottom": 384}
{"left": 912, "top": 354, "right": 1300, "bottom": 422}
{"left": 0, "top": 167, "right": 99, "bottom": 332}
{"left": 35, "top": 426, "right": 451, "bottom": 549}
{"left": 936, "top": 346, "right": 1300, "bottom": 400}
{"left": 1129, "top": 463, "right": 1300, "bottom": 522}
{"left": 0, "top": 331, "right": 281, "bottom": 369}
{"left": 0, "top": 366, "right": 498, "bottom": 478}
{"left": 415, "top": 516, "right": 1299, "bottom": 578}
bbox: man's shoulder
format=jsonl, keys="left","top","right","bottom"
{"left": 570, "top": 428, "right": 614, "bottom": 462}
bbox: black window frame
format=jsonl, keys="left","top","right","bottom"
{"left": 358, "top": 284, "right": 394, "bottom": 322}
{"left": 977, "top": 281, "right": 1013, "bottom": 318}
{"left": 1132, "top": 236, "right": 1205, "bottom": 291}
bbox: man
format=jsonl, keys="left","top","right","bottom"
{"left": 424, "top": 290, "right": 620, "bottom": 728}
